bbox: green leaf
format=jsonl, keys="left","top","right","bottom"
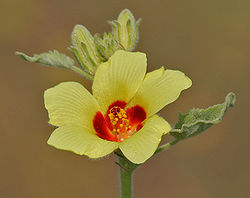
{"left": 170, "top": 92, "right": 236, "bottom": 139}
{"left": 15, "top": 50, "right": 75, "bottom": 69}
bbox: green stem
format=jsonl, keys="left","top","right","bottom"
{"left": 119, "top": 165, "right": 133, "bottom": 198}
{"left": 154, "top": 138, "right": 180, "bottom": 154}
{"left": 115, "top": 138, "right": 180, "bottom": 198}
{"left": 116, "top": 151, "right": 139, "bottom": 198}
{"left": 70, "top": 65, "right": 94, "bottom": 80}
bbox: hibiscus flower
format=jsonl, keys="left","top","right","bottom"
{"left": 45, "top": 50, "right": 192, "bottom": 164}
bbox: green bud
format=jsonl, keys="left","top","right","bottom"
{"left": 111, "top": 9, "right": 141, "bottom": 51}
{"left": 93, "top": 9, "right": 141, "bottom": 62}
{"left": 71, "top": 25, "right": 101, "bottom": 74}
{"left": 16, "top": 9, "right": 142, "bottom": 79}
{"left": 94, "top": 33, "right": 121, "bottom": 62}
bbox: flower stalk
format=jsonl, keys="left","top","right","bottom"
{"left": 70, "top": 65, "right": 94, "bottom": 80}
{"left": 116, "top": 138, "right": 180, "bottom": 198}
{"left": 154, "top": 138, "right": 180, "bottom": 154}
{"left": 119, "top": 160, "right": 134, "bottom": 198}
{"left": 116, "top": 150, "right": 139, "bottom": 198}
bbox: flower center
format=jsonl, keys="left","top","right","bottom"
{"left": 108, "top": 106, "right": 132, "bottom": 142}
{"left": 93, "top": 101, "right": 146, "bottom": 143}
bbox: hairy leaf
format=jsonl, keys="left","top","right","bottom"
{"left": 170, "top": 92, "right": 236, "bottom": 139}
{"left": 15, "top": 50, "right": 75, "bottom": 69}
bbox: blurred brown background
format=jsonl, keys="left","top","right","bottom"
{"left": 1, "top": 0, "right": 249, "bottom": 197}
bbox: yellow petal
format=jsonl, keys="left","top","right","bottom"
{"left": 92, "top": 50, "right": 147, "bottom": 114}
{"left": 128, "top": 68, "right": 192, "bottom": 117}
{"left": 44, "top": 82, "right": 100, "bottom": 130}
{"left": 48, "top": 124, "right": 119, "bottom": 158}
{"left": 119, "top": 115, "right": 171, "bottom": 164}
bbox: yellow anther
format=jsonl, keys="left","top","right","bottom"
{"left": 108, "top": 106, "right": 135, "bottom": 141}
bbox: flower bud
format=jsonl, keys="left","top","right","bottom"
{"left": 111, "top": 9, "right": 141, "bottom": 51}
{"left": 70, "top": 25, "right": 101, "bottom": 74}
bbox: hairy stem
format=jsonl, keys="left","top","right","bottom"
{"left": 154, "top": 139, "right": 180, "bottom": 154}
{"left": 116, "top": 151, "right": 138, "bottom": 198}
{"left": 70, "top": 65, "right": 94, "bottom": 80}
{"left": 115, "top": 138, "right": 180, "bottom": 198}
{"left": 119, "top": 165, "right": 133, "bottom": 198}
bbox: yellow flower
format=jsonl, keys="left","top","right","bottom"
{"left": 45, "top": 50, "right": 192, "bottom": 164}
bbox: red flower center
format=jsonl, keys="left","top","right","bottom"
{"left": 93, "top": 101, "right": 146, "bottom": 142}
